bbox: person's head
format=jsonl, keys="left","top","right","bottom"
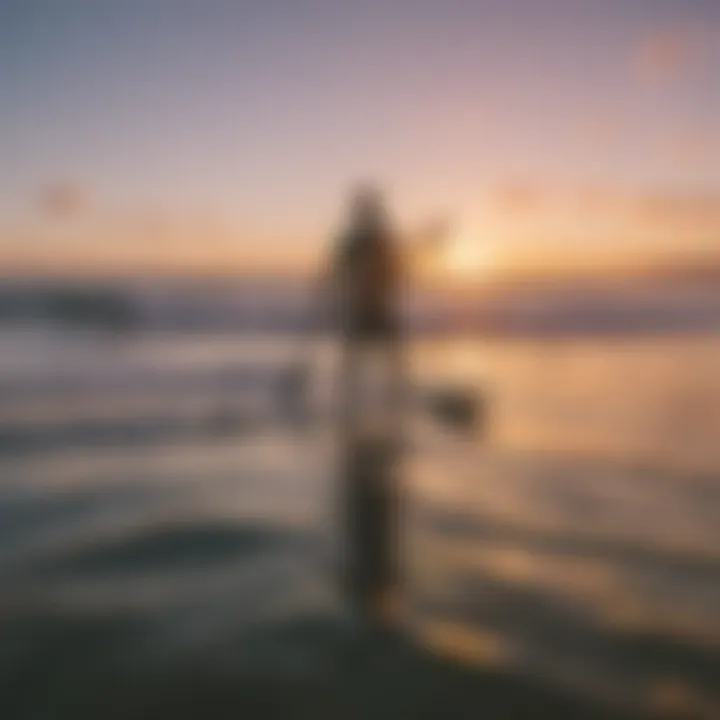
{"left": 348, "top": 183, "right": 387, "bottom": 233}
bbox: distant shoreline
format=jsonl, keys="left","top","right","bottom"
{"left": 0, "top": 279, "right": 718, "bottom": 338}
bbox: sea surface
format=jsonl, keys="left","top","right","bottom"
{"left": 0, "top": 327, "right": 718, "bottom": 718}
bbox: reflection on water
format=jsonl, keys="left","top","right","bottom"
{"left": 415, "top": 335, "right": 720, "bottom": 474}
{"left": 0, "top": 329, "right": 718, "bottom": 718}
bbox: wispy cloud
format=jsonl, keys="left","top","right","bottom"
{"left": 38, "top": 182, "right": 88, "bottom": 220}
{"left": 487, "top": 181, "right": 720, "bottom": 249}
{"left": 665, "top": 128, "right": 720, "bottom": 169}
{"left": 490, "top": 183, "right": 547, "bottom": 215}
{"left": 632, "top": 24, "right": 711, "bottom": 83}
{"left": 579, "top": 113, "right": 624, "bottom": 149}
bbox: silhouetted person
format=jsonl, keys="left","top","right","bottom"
{"left": 325, "top": 186, "right": 406, "bottom": 630}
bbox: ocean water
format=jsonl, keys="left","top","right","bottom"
{"left": 0, "top": 327, "right": 718, "bottom": 718}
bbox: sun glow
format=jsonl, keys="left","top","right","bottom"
{"left": 443, "top": 231, "right": 495, "bottom": 279}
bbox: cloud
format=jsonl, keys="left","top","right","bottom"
{"left": 666, "top": 128, "right": 720, "bottom": 168}
{"left": 490, "top": 183, "right": 547, "bottom": 215}
{"left": 633, "top": 25, "right": 709, "bottom": 83}
{"left": 635, "top": 192, "right": 720, "bottom": 226}
{"left": 579, "top": 114, "right": 623, "bottom": 149}
{"left": 38, "top": 182, "right": 88, "bottom": 219}
{"left": 487, "top": 182, "right": 720, "bottom": 239}
{"left": 489, "top": 183, "right": 632, "bottom": 220}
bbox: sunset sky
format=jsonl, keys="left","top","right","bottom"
{"left": 1, "top": 0, "right": 719, "bottom": 279}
